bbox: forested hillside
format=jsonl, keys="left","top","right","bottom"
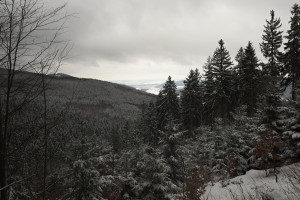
{"left": 0, "top": 69, "right": 155, "bottom": 121}
{"left": 48, "top": 75, "right": 155, "bottom": 120}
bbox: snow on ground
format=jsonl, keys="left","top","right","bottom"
{"left": 282, "top": 83, "right": 292, "bottom": 100}
{"left": 202, "top": 163, "right": 300, "bottom": 200}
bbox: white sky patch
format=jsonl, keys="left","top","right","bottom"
{"left": 49, "top": 0, "right": 294, "bottom": 83}
{"left": 62, "top": 58, "right": 192, "bottom": 82}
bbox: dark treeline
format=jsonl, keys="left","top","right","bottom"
{"left": 0, "top": 2, "right": 300, "bottom": 200}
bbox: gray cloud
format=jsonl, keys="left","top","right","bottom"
{"left": 50, "top": 0, "right": 295, "bottom": 82}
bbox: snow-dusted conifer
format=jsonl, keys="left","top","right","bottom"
{"left": 232, "top": 47, "right": 245, "bottom": 105}
{"left": 209, "top": 40, "right": 234, "bottom": 120}
{"left": 132, "top": 146, "right": 176, "bottom": 199}
{"left": 181, "top": 68, "right": 203, "bottom": 131}
{"left": 260, "top": 10, "right": 283, "bottom": 76}
{"left": 62, "top": 159, "right": 105, "bottom": 200}
{"left": 156, "top": 76, "right": 180, "bottom": 129}
{"left": 161, "top": 122, "right": 184, "bottom": 187}
{"left": 142, "top": 102, "right": 160, "bottom": 146}
{"left": 284, "top": 4, "right": 300, "bottom": 101}
{"left": 203, "top": 56, "right": 215, "bottom": 124}
{"left": 240, "top": 42, "right": 260, "bottom": 117}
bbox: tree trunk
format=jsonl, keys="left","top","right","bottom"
{"left": 0, "top": 97, "right": 8, "bottom": 200}
{"left": 0, "top": 73, "right": 13, "bottom": 200}
{"left": 42, "top": 73, "right": 48, "bottom": 200}
{"left": 0, "top": 122, "right": 8, "bottom": 200}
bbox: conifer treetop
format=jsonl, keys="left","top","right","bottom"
{"left": 260, "top": 9, "right": 283, "bottom": 76}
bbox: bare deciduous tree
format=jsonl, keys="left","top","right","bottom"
{"left": 0, "top": 0, "right": 70, "bottom": 199}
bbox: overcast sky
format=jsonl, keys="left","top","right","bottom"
{"left": 50, "top": 0, "right": 296, "bottom": 83}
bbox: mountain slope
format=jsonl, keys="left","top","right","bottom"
{"left": 0, "top": 68, "right": 156, "bottom": 121}
{"left": 47, "top": 75, "right": 156, "bottom": 121}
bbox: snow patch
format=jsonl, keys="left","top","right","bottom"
{"left": 292, "top": 133, "right": 300, "bottom": 139}
{"left": 203, "top": 163, "right": 300, "bottom": 200}
{"left": 282, "top": 83, "right": 292, "bottom": 100}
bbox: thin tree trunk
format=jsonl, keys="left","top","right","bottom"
{"left": 0, "top": 70, "right": 13, "bottom": 200}
{"left": 0, "top": 96, "right": 7, "bottom": 200}
{"left": 42, "top": 72, "right": 48, "bottom": 200}
{"left": 0, "top": 3, "right": 16, "bottom": 198}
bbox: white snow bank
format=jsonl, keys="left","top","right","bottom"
{"left": 202, "top": 163, "right": 300, "bottom": 200}
{"left": 292, "top": 133, "right": 300, "bottom": 139}
{"left": 282, "top": 83, "right": 292, "bottom": 100}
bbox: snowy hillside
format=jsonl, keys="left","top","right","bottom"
{"left": 47, "top": 75, "right": 156, "bottom": 120}
{"left": 0, "top": 69, "right": 156, "bottom": 121}
{"left": 203, "top": 163, "right": 300, "bottom": 200}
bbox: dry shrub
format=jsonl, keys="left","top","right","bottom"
{"left": 181, "top": 159, "right": 212, "bottom": 200}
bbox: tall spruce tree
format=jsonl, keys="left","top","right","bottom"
{"left": 235, "top": 47, "right": 245, "bottom": 68}
{"left": 233, "top": 47, "right": 245, "bottom": 105}
{"left": 260, "top": 10, "right": 283, "bottom": 76}
{"left": 156, "top": 76, "right": 180, "bottom": 129}
{"left": 203, "top": 56, "right": 215, "bottom": 124}
{"left": 161, "top": 122, "right": 183, "bottom": 189}
{"left": 240, "top": 42, "right": 260, "bottom": 117}
{"left": 209, "top": 39, "right": 234, "bottom": 120}
{"left": 181, "top": 69, "right": 203, "bottom": 130}
{"left": 284, "top": 4, "right": 300, "bottom": 101}
{"left": 63, "top": 159, "right": 104, "bottom": 200}
{"left": 142, "top": 102, "right": 160, "bottom": 146}
{"left": 131, "top": 146, "right": 175, "bottom": 199}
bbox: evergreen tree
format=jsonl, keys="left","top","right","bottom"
{"left": 161, "top": 122, "right": 183, "bottom": 189}
{"left": 240, "top": 42, "right": 260, "bottom": 117}
{"left": 260, "top": 10, "right": 283, "bottom": 123}
{"left": 111, "top": 126, "right": 121, "bottom": 154}
{"left": 132, "top": 146, "right": 176, "bottom": 200}
{"left": 142, "top": 102, "right": 160, "bottom": 146}
{"left": 203, "top": 56, "right": 215, "bottom": 124}
{"left": 235, "top": 47, "right": 246, "bottom": 68}
{"left": 281, "top": 103, "right": 300, "bottom": 160}
{"left": 209, "top": 39, "right": 234, "bottom": 120}
{"left": 263, "top": 80, "right": 281, "bottom": 123}
{"left": 284, "top": 4, "right": 300, "bottom": 101}
{"left": 260, "top": 10, "right": 283, "bottom": 76}
{"left": 181, "top": 69, "right": 203, "bottom": 131}
{"left": 156, "top": 76, "right": 180, "bottom": 129}
{"left": 234, "top": 47, "right": 245, "bottom": 79}
{"left": 233, "top": 47, "right": 245, "bottom": 105}
{"left": 62, "top": 159, "right": 104, "bottom": 200}
{"left": 121, "top": 121, "right": 132, "bottom": 149}
{"left": 156, "top": 91, "right": 165, "bottom": 129}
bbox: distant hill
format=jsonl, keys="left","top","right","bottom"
{"left": 49, "top": 73, "right": 75, "bottom": 78}
{"left": 0, "top": 69, "right": 156, "bottom": 121}
{"left": 47, "top": 74, "right": 156, "bottom": 121}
